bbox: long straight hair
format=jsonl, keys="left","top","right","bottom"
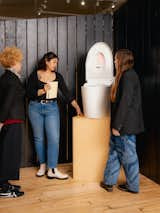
{"left": 38, "top": 52, "right": 58, "bottom": 70}
{"left": 111, "top": 49, "right": 134, "bottom": 102}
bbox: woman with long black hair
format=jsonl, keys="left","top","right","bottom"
{"left": 27, "top": 52, "right": 82, "bottom": 180}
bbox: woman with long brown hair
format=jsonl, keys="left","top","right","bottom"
{"left": 100, "top": 49, "right": 144, "bottom": 193}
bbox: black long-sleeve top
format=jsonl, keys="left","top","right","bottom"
{"left": 0, "top": 70, "right": 25, "bottom": 122}
{"left": 26, "top": 70, "right": 74, "bottom": 104}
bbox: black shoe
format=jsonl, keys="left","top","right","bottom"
{"left": 0, "top": 182, "right": 21, "bottom": 191}
{"left": 0, "top": 183, "right": 21, "bottom": 191}
{"left": 118, "top": 184, "right": 138, "bottom": 194}
{"left": 7, "top": 183, "right": 21, "bottom": 191}
{"left": 100, "top": 181, "right": 113, "bottom": 192}
{"left": 0, "top": 188, "right": 24, "bottom": 198}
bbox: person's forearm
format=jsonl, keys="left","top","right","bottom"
{"left": 71, "top": 100, "right": 78, "bottom": 109}
{"left": 71, "top": 100, "right": 82, "bottom": 115}
{"left": 0, "top": 122, "right": 4, "bottom": 131}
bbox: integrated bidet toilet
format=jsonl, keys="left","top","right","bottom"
{"left": 81, "top": 42, "right": 114, "bottom": 118}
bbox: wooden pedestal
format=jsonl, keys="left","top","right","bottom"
{"left": 73, "top": 116, "right": 110, "bottom": 182}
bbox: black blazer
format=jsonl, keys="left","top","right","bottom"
{"left": 111, "top": 69, "right": 144, "bottom": 135}
{"left": 0, "top": 70, "right": 25, "bottom": 122}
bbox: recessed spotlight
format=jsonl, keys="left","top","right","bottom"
{"left": 81, "top": 0, "right": 85, "bottom": 6}
{"left": 66, "top": 0, "right": 71, "bottom": 3}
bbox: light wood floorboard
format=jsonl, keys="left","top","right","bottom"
{"left": 0, "top": 164, "right": 160, "bottom": 213}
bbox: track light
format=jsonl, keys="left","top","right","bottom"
{"left": 37, "top": 10, "right": 42, "bottom": 16}
{"left": 96, "top": 1, "right": 100, "bottom": 7}
{"left": 41, "top": 4, "right": 47, "bottom": 9}
{"left": 111, "top": 3, "right": 115, "bottom": 9}
{"left": 81, "top": 0, "right": 86, "bottom": 6}
{"left": 66, "top": 0, "right": 71, "bottom": 3}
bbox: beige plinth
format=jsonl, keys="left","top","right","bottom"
{"left": 73, "top": 116, "right": 110, "bottom": 182}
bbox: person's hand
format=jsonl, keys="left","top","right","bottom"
{"left": 44, "top": 83, "right": 51, "bottom": 92}
{"left": 0, "top": 122, "right": 4, "bottom": 131}
{"left": 76, "top": 106, "right": 83, "bottom": 116}
{"left": 112, "top": 128, "right": 120, "bottom": 136}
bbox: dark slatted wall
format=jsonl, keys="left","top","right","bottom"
{"left": 0, "top": 14, "right": 113, "bottom": 167}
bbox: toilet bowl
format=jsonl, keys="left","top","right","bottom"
{"left": 81, "top": 42, "right": 114, "bottom": 118}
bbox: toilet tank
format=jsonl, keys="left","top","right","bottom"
{"left": 81, "top": 42, "right": 114, "bottom": 118}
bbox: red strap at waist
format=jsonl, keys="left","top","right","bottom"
{"left": 4, "top": 119, "right": 24, "bottom": 125}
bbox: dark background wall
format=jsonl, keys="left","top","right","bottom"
{"left": 114, "top": 0, "right": 160, "bottom": 183}
{"left": 0, "top": 14, "right": 113, "bottom": 167}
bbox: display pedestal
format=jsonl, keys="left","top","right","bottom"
{"left": 73, "top": 116, "right": 110, "bottom": 182}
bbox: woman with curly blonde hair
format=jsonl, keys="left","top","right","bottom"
{"left": 0, "top": 46, "right": 25, "bottom": 198}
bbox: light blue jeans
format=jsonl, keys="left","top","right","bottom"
{"left": 104, "top": 135, "right": 139, "bottom": 192}
{"left": 28, "top": 100, "right": 60, "bottom": 168}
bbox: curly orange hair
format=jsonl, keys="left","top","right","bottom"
{"left": 0, "top": 46, "right": 23, "bottom": 68}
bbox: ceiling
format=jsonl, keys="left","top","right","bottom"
{"left": 0, "top": 0, "right": 127, "bottom": 19}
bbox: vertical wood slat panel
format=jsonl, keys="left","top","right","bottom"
{"left": 57, "top": 17, "right": 68, "bottom": 162}
{"left": 95, "top": 14, "right": 103, "bottom": 42}
{"left": 86, "top": 15, "right": 95, "bottom": 51}
{"left": 16, "top": 20, "right": 27, "bottom": 81}
{"left": 104, "top": 14, "right": 113, "bottom": 49}
{"left": 0, "top": 21, "right": 5, "bottom": 75}
{"left": 0, "top": 21, "right": 5, "bottom": 51}
{"left": 57, "top": 17, "right": 67, "bottom": 80}
{"left": 5, "top": 20, "right": 16, "bottom": 46}
{"left": 67, "top": 16, "right": 77, "bottom": 162}
{"left": 48, "top": 17, "right": 57, "bottom": 54}
{"left": 77, "top": 15, "right": 86, "bottom": 109}
{"left": 37, "top": 18, "right": 48, "bottom": 60}
{"left": 25, "top": 19, "right": 38, "bottom": 166}
{"left": 77, "top": 15, "right": 86, "bottom": 58}
{"left": 16, "top": 20, "right": 28, "bottom": 167}
{"left": 27, "top": 19, "right": 37, "bottom": 76}
{"left": 68, "top": 16, "right": 77, "bottom": 93}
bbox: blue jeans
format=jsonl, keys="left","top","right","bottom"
{"left": 28, "top": 100, "right": 60, "bottom": 168}
{"left": 104, "top": 135, "right": 139, "bottom": 192}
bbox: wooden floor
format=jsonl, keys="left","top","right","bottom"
{"left": 0, "top": 164, "right": 160, "bottom": 213}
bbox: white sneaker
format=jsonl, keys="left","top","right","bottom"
{"left": 47, "top": 168, "right": 69, "bottom": 180}
{"left": 36, "top": 164, "right": 46, "bottom": 177}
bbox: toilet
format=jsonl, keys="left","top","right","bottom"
{"left": 81, "top": 42, "right": 114, "bottom": 118}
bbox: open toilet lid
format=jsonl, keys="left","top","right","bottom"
{"left": 85, "top": 42, "right": 114, "bottom": 86}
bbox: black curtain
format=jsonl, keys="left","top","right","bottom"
{"left": 114, "top": 0, "right": 160, "bottom": 183}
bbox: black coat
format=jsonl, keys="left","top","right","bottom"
{"left": 111, "top": 69, "right": 144, "bottom": 135}
{"left": 0, "top": 70, "right": 25, "bottom": 122}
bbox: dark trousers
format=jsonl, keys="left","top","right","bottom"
{"left": 0, "top": 124, "right": 22, "bottom": 183}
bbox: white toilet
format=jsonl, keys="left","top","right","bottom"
{"left": 81, "top": 42, "right": 114, "bottom": 118}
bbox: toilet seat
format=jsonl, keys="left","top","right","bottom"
{"left": 85, "top": 42, "right": 114, "bottom": 86}
{"left": 81, "top": 42, "right": 113, "bottom": 118}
